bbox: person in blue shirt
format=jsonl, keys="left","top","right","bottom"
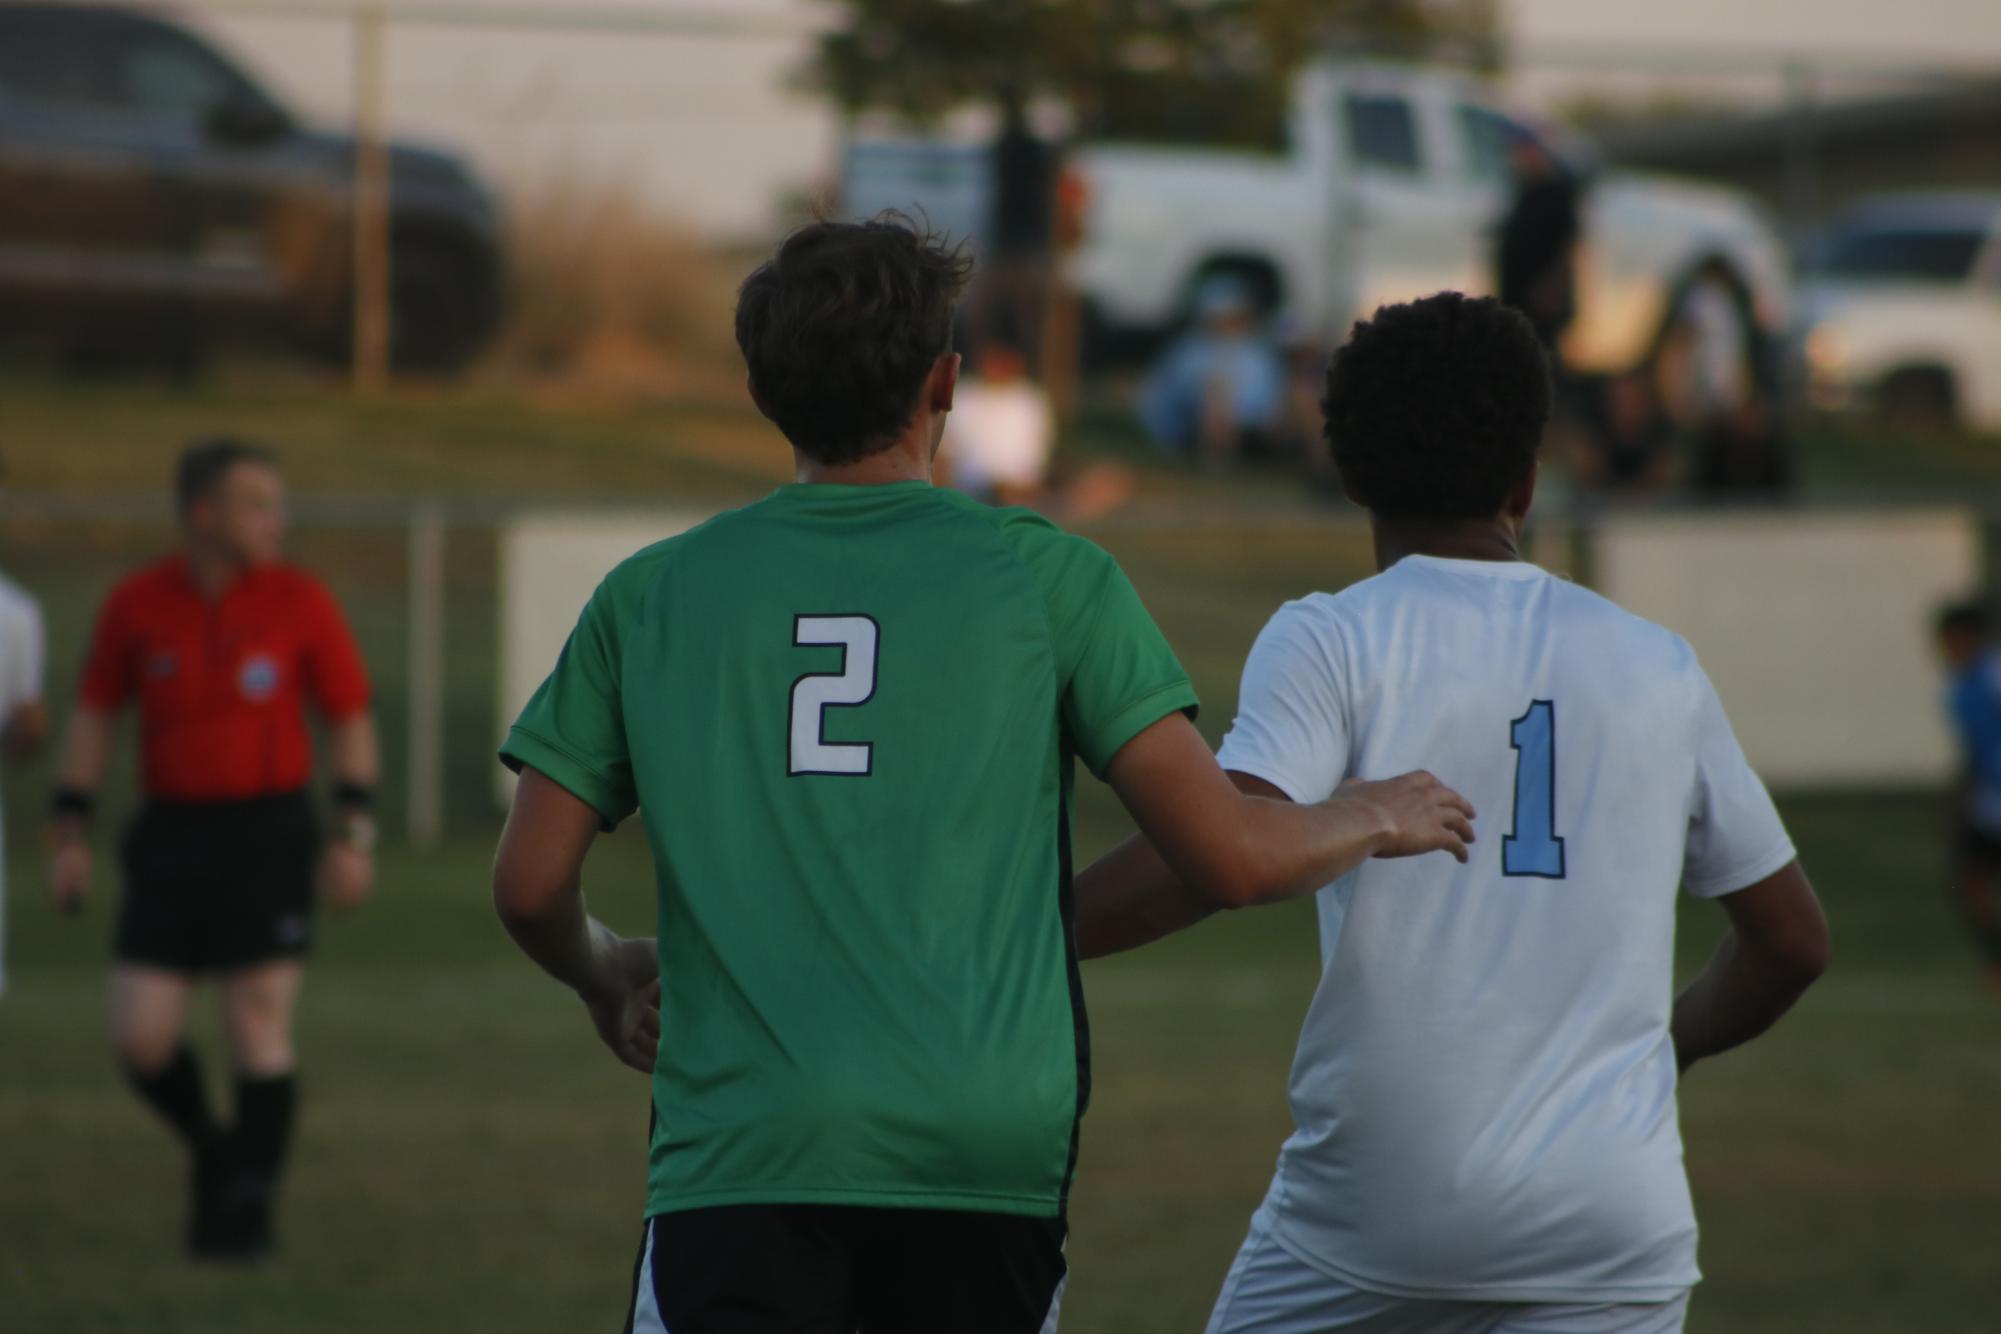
{"left": 1937, "top": 599, "right": 2001, "bottom": 992}
{"left": 1140, "top": 277, "right": 1285, "bottom": 469}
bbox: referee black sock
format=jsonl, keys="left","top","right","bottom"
{"left": 232, "top": 1072, "right": 298, "bottom": 1189}
{"left": 124, "top": 1045, "right": 219, "bottom": 1151}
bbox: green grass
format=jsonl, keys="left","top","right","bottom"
{"left": 2, "top": 369, "right": 1999, "bottom": 1330}
{"left": 6, "top": 798, "right": 1997, "bottom": 1332}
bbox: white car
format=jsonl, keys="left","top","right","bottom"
{"left": 1796, "top": 195, "right": 2001, "bottom": 432}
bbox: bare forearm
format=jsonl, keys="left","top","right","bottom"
{"left": 326, "top": 714, "right": 381, "bottom": 787}
{"left": 5, "top": 701, "right": 48, "bottom": 763}
{"left": 1097, "top": 716, "right": 1472, "bottom": 934}
{"left": 47, "top": 708, "right": 114, "bottom": 842}
{"left": 1670, "top": 930, "right": 1821, "bottom": 1071}
{"left": 492, "top": 765, "right": 625, "bottom": 997}
{"left": 57, "top": 708, "right": 113, "bottom": 791}
{"left": 1077, "top": 787, "right": 1398, "bottom": 958}
{"left": 496, "top": 875, "right": 619, "bottom": 997}
{"left": 1073, "top": 833, "right": 1218, "bottom": 960}
{"left": 1212, "top": 790, "right": 1392, "bottom": 906}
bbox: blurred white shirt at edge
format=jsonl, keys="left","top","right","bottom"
{"left": 944, "top": 378, "right": 1054, "bottom": 503}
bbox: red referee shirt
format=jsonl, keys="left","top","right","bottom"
{"left": 78, "top": 555, "right": 371, "bottom": 802}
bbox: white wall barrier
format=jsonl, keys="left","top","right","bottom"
{"left": 1592, "top": 509, "right": 1979, "bottom": 789}
{"left": 495, "top": 510, "right": 712, "bottom": 807}
{"left": 495, "top": 506, "right": 1982, "bottom": 803}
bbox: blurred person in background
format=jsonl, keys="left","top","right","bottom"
{"left": 1935, "top": 599, "right": 2001, "bottom": 992}
{"left": 943, "top": 333, "right": 1135, "bottom": 522}
{"left": 1076, "top": 294, "right": 1829, "bottom": 1334}
{"left": 0, "top": 510, "right": 50, "bottom": 996}
{"left": 1495, "top": 131, "right": 1580, "bottom": 360}
{"left": 942, "top": 335, "right": 1055, "bottom": 507}
{"left": 43, "top": 439, "right": 380, "bottom": 1262}
{"left": 1141, "top": 276, "right": 1287, "bottom": 470}
{"left": 1669, "top": 265, "right": 1790, "bottom": 499}
{"left": 972, "top": 93, "right": 1059, "bottom": 372}
{"left": 1571, "top": 371, "right": 1676, "bottom": 497}
{"left": 1275, "top": 319, "right": 1341, "bottom": 491}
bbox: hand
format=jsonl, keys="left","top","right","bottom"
{"left": 1338, "top": 771, "right": 1477, "bottom": 864}
{"left": 580, "top": 934, "right": 661, "bottom": 1075}
{"left": 319, "top": 840, "right": 376, "bottom": 911}
{"left": 48, "top": 838, "right": 90, "bottom": 916}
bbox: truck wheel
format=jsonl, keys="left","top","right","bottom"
{"left": 1648, "top": 265, "right": 1761, "bottom": 432}
{"left": 1878, "top": 366, "right": 1958, "bottom": 429}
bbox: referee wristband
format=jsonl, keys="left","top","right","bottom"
{"left": 331, "top": 782, "right": 376, "bottom": 814}
{"left": 51, "top": 787, "right": 96, "bottom": 824}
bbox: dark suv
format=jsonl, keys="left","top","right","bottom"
{"left": 0, "top": 3, "right": 503, "bottom": 372}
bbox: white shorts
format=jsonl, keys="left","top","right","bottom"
{"left": 1207, "top": 1219, "right": 1690, "bottom": 1334}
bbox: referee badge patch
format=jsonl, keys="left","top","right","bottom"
{"left": 239, "top": 653, "right": 281, "bottom": 701}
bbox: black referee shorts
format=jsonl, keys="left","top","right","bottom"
{"left": 624, "top": 1204, "right": 1067, "bottom": 1334}
{"left": 115, "top": 792, "right": 319, "bottom": 975}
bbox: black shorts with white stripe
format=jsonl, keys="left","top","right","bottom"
{"left": 623, "top": 1202, "right": 1067, "bottom": 1334}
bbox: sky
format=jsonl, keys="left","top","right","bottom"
{"left": 192, "top": 0, "right": 2001, "bottom": 239}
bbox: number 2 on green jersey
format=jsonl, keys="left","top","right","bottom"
{"left": 789, "top": 615, "right": 878, "bottom": 777}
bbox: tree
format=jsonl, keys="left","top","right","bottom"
{"left": 805, "top": 0, "right": 1500, "bottom": 144}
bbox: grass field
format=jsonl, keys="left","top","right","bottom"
{"left": 2, "top": 370, "right": 1999, "bottom": 1331}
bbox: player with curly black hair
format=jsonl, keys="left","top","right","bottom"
{"left": 1075, "top": 290, "right": 1829, "bottom": 1334}
{"left": 1322, "top": 289, "right": 1551, "bottom": 527}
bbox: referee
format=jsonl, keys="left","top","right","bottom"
{"left": 44, "top": 439, "right": 380, "bottom": 1261}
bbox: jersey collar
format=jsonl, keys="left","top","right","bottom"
{"left": 1394, "top": 554, "right": 1548, "bottom": 579}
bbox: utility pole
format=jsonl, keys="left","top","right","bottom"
{"left": 352, "top": 5, "right": 392, "bottom": 393}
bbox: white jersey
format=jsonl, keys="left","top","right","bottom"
{"left": 0, "top": 571, "right": 46, "bottom": 996}
{"left": 1214, "top": 555, "right": 1795, "bottom": 1304}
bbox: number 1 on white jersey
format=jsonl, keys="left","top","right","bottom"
{"left": 1504, "top": 699, "right": 1566, "bottom": 878}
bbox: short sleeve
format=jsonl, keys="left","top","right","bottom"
{"left": 77, "top": 584, "right": 139, "bottom": 712}
{"left": 299, "top": 578, "right": 372, "bottom": 720}
{"left": 499, "top": 578, "right": 638, "bottom": 829}
{"left": 1041, "top": 536, "right": 1197, "bottom": 778}
{"left": 0, "top": 589, "right": 44, "bottom": 712}
{"left": 1682, "top": 662, "right": 1796, "bottom": 898}
{"left": 1215, "top": 602, "right": 1349, "bottom": 804}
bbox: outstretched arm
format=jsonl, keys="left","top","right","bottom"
{"left": 493, "top": 766, "right": 659, "bottom": 1073}
{"left": 1075, "top": 770, "right": 1284, "bottom": 960}
{"left": 1671, "top": 861, "right": 1829, "bottom": 1073}
{"left": 1079, "top": 714, "right": 1474, "bottom": 959}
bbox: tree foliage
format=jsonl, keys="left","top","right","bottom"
{"left": 806, "top": 0, "right": 1500, "bottom": 143}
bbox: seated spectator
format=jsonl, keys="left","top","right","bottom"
{"left": 1140, "top": 278, "right": 1285, "bottom": 468}
{"left": 942, "top": 339, "right": 1055, "bottom": 507}
{"left": 943, "top": 339, "right": 1134, "bottom": 523}
{"left": 1574, "top": 371, "right": 1675, "bottom": 495}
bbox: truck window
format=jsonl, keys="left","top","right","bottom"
{"left": 1814, "top": 226, "right": 1987, "bottom": 283}
{"left": 1343, "top": 93, "right": 1421, "bottom": 173}
{"left": 1456, "top": 105, "right": 1519, "bottom": 181}
{"left": 0, "top": 10, "right": 109, "bottom": 105}
{"left": 106, "top": 21, "right": 248, "bottom": 115}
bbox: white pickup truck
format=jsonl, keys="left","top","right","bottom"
{"left": 847, "top": 60, "right": 1791, "bottom": 413}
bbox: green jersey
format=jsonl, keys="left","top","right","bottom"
{"left": 501, "top": 481, "right": 1197, "bottom": 1220}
